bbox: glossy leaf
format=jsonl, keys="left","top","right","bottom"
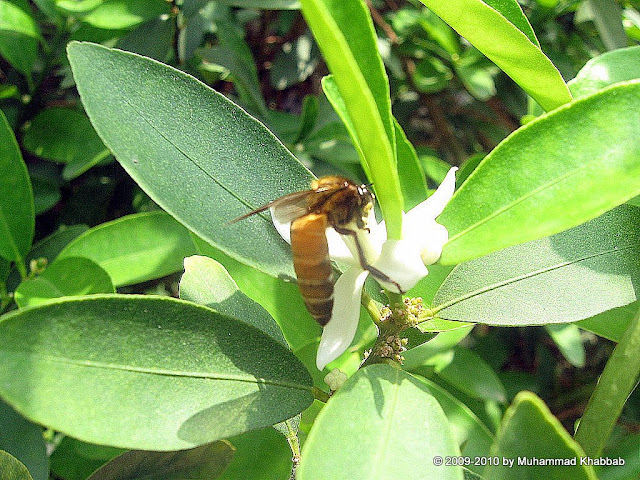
{"left": 198, "top": 20, "right": 267, "bottom": 117}
{"left": 270, "top": 32, "right": 319, "bottom": 91}
{"left": 577, "top": 301, "right": 638, "bottom": 342}
{"left": 434, "top": 206, "right": 640, "bottom": 325}
{"left": 179, "top": 255, "right": 286, "bottom": 346}
{"left": 0, "top": 451, "right": 33, "bottom": 480}
{"left": 419, "top": 0, "right": 571, "bottom": 111}
{"left": 481, "top": 0, "right": 538, "bottom": 46}
{"left": 298, "top": 364, "right": 463, "bottom": 480}
{"left": 82, "top": 0, "right": 170, "bottom": 30}
{"left": 49, "top": 438, "right": 124, "bottom": 480}
{"left": 67, "top": 41, "right": 311, "bottom": 279}
{"left": 0, "top": 400, "right": 48, "bottom": 480}
{"left": 301, "top": 0, "right": 404, "bottom": 238}
{"left": 584, "top": 0, "right": 627, "bottom": 51}
{"left": 417, "top": 378, "right": 493, "bottom": 467}
{"left": 394, "top": 119, "right": 428, "bottom": 210}
{"left": 439, "top": 82, "right": 640, "bottom": 265}
{"left": 5, "top": 225, "right": 89, "bottom": 292}
{"left": 115, "top": 16, "right": 174, "bottom": 62}
{"left": 58, "top": 211, "right": 196, "bottom": 287}
{"left": 22, "top": 107, "right": 110, "bottom": 180}
{"left": 484, "top": 392, "right": 597, "bottom": 479}
{"left": 0, "top": 0, "right": 40, "bottom": 76}
{"left": 191, "top": 235, "right": 321, "bottom": 353}
{"left": 55, "top": 0, "right": 104, "bottom": 14}
{"left": 86, "top": 442, "right": 234, "bottom": 480}
{"left": 545, "top": 324, "right": 585, "bottom": 368}
{"left": 0, "top": 295, "right": 314, "bottom": 450}
{"left": 217, "top": 0, "right": 299, "bottom": 8}
{"left": 219, "top": 428, "right": 292, "bottom": 480}
{"left": 0, "top": 110, "right": 34, "bottom": 265}
{"left": 575, "top": 306, "right": 640, "bottom": 458}
{"left": 403, "top": 326, "right": 473, "bottom": 371}
{"left": 426, "top": 347, "right": 507, "bottom": 404}
{"left": 569, "top": 45, "right": 640, "bottom": 98}
{"left": 14, "top": 257, "right": 114, "bottom": 308}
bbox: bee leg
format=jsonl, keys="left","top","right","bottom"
{"left": 333, "top": 226, "right": 404, "bottom": 294}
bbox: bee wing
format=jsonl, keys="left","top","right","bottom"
{"left": 229, "top": 189, "right": 313, "bottom": 224}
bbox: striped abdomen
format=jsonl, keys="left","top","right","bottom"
{"left": 290, "top": 213, "right": 334, "bottom": 325}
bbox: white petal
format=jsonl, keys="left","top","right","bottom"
{"left": 270, "top": 207, "right": 291, "bottom": 244}
{"left": 371, "top": 239, "right": 428, "bottom": 293}
{"left": 316, "top": 267, "right": 369, "bottom": 370}
{"left": 325, "top": 228, "right": 356, "bottom": 263}
{"left": 419, "top": 222, "right": 449, "bottom": 265}
{"left": 406, "top": 167, "right": 457, "bottom": 223}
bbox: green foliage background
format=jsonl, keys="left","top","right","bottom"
{"left": 0, "top": 0, "right": 639, "bottom": 479}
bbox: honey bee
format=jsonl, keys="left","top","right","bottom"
{"left": 231, "top": 176, "right": 400, "bottom": 325}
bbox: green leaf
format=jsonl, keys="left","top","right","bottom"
{"left": 58, "top": 212, "right": 196, "bottom": 287}
{"left": 394, "top": 119, "right": 428, "bottom": 210}
{"left": 82, "top": 0, "right": 170, "bottom": 30}
{"left": 0, "top": 1, "right": 40, "bottom": 38}
{"left": 5, "top": 225, "right": 89, "bottom": 292}
{"left": 217, "top": 0, "right": 299, "bottom": 8}
{"left": 219, "top": 428, "right": 292, "bottom": 480}
{"left": 86, "top": 442, "right": 235, "bottom": 480}
{"left": 0, "top": 295, "right": 314, "bottom": 450}
{"left": 439, "top": 81, "right": 640, "bottom": 265}
{"left": 116, "top": 16, "right": 174, "bottom": 62}
{"left": 270, "top": 32, "right": 319, "bottom": 91}
{"left": 412, "top": 56, "right": 451, "bottom": 93}
{"left": 545, "top": 324, "right": 585, "bottom": 368}
{"left": 301, "top": 0, "right": 404, "bottom": 238}
{"left": 419, "top": 0, "right": 571, "bottom": 111}
{"left": 67, "top": 41, "right": 311, "bottom": 280}
{"left": 197, "top": 20, "right": 267, "bottom": 117}
{"left": 454, "top": 48, "right": 497, "bottom": 101}
{"left": 433, "top": 205, "right": 640, "bottom": 326}
{"left": 55, "top": 0, "right": 104, "bottom": 15}
{"left": 14, "top": 257, "right": 114, "bottom": 308}
{"left": 577, "top": 301, "right": 638, "bottom": 342}
{"left": 481, "top": 0, "right": 539, "bottom": 46}
{"left": 179, "top": 255, "right": 286, "bottom": 346}
{"left": 0, "top": 450, "right": 33, "bottom": 480}
{"left": 484, "top": 392, "right": 597, "bottom": 479}
{"left": 574, "top": 306, "right": 640, "bottom": 458}
{"left": 22, "top": 107, "right": 110, "bottom": 180}
{"left": 297, "top": 364, "right": 463, "bottom": 480}
{"left": 570, "top": 45, "right": 640, "bottom": 99}
{"left": 583, "top": 0, "right": 627, "bottom": 51}
{"left": 191, "top": 236, "right": 321, "bottom": 354}
{"left": 0, "top": 400, "right": 48, "bottom": 480}
{"left": 0, "top": 110, "right": 34, "bottom": 265}
{"left": 416, "top": 378, "right": 493, "bottom": 466}
{"left": 595, "top": 433, "right": 640, "bottom": 480}
{"left": 49, "top": 438, "right": 124, "bottom": 480}
{"left": 403, "top": 325, "right": 473, "bottom": 370}
{"left": 425, "top": 347, "right": 507, "bottom": 403}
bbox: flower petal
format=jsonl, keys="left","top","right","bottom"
{"left": 371, "top": 239, "right": 428, "bottom": 293}
{"left": 270, "top": 207, "right": 292, "bottom": 244}
{"left": 419, "top": 222, "right": 449, "bottom": 265}
{"left": 316, "top": 267, "right": 369, "bottom": 370}
{"left": 325, "top": 228, "right": 355, "bottom": 262}
{"left": 406, "top": 167, "right": 457, "bottom": 223}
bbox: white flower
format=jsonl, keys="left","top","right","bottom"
{"left": 272, "top": 167, "right": 457, "bottom": 370}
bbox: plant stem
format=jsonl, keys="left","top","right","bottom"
{"left": 361, "top": 290, "right": 382, "bottom": 326}
{"left": 312, "top": 386, "right": 330, "bottom": 403}
{"left": 574, "top": 305, "right": 640, "bottom": 457}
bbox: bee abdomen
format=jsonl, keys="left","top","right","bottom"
{"left": 291, "top": 214, "right": 334, "bottom": 326}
